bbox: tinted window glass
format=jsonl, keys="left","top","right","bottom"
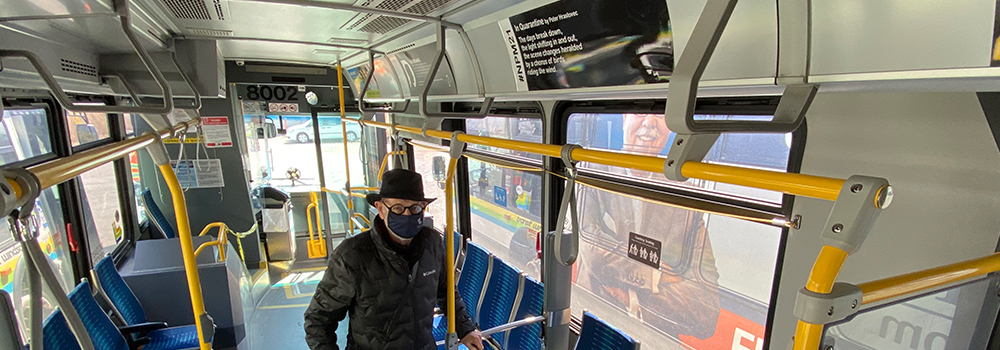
{"left": 566, "top": 113, "right": 792, "bottom": 204}
{"left": 0, "top": 108, "right": 52, "bottom": 164}
{"left": 79, "top": 162, "right": 126, "bottom": 263}
{"left": 467, "top": 158, "right": 543, "bottom": 280}
{"left": 412, "top": 146, "right": 456, "bottom": 232}
{"left": 65, "top": 110, "right": 111, "bottom": 147}
{"left": 466, "top": 117, "right": 544, "bottom": 162}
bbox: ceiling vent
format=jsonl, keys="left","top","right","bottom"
{"left": 161, "top": 0, "right": 229, "bottom": 20}
{"left": 313, "top": 48, "right": 345, "bottom": 56}
{"left": 386, "top": 43, "right": 415, "bottom": 55}
{"left": 187, "top": 28, "right": 233, "bottom": 36}
{"left": 328, "top": 38, "right": 369, "bottom": 45}
{"left": 341, "top": 0, "right": 461, "bottom": 35}
{"left": 60, "top": 59, "right": 98, "bottom": 77}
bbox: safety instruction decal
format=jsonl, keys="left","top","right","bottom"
{"left": 172, "top": 159, "right": 225, "bottom": 188}
{"left": 202, "top": 116, "right": 233, "bottom": 148}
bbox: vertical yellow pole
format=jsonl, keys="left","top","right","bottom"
{"left": 158, "top": 164, "right": 212, "bottom": 350}
{"left": 444, "top": 157, "right": 459, "bottom": 335}
{"left": 336, "top": 62, "right": 355, "bottom": 235}
{"left": 793, "top": 245, "right": 849, "bottom": 350}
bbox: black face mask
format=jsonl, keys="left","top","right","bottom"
{"left": 386, "top": 211, "right": 423, "bottom": 239}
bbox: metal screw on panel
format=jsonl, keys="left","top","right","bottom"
{"left": 826, "top": 346, "right": 835, "bottom": 350}
{"left": 827, "top": 306, "right": 834, "bottom": 316}
{"left": 852, "top": 299, "right": 858, "bottom": 309}
{"left": 832, "top": 224, "right": 844, "bottom": 233}
{"left": 850, "top": 184, "right": 863, "bottom": 193}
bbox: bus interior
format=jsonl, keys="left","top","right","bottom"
{"left": 2, "top": 0, "right": 1000, "bottom": 349}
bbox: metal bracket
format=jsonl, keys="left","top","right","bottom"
{"left": 449, "top": 131, "right": 466, "bottom": 159}
{"left": 419, "top": 24, "right": 494, "bottom": 119}
{"left": 0, "top": 0, "right": 174, "bottom": 114}
{"left": 358, "top": 50, "right": 411, "bottom": 114}
{"left": 199, "top": 312, "right": 216, "bottom": 342}
{"left": 662, "top": 134, "right": 719, "bottom": 182}
{"left": 1, "top": 168, "right": 41, "bottom": 218}
{"left": 793, "top": 282, "right": 862, "bottom": 325}
{"left": 146, "top": 132, "right": 172, "bottom": 167}
{"left": 821, "top": 175, "right": 893, "bottom": 255}
{"left": 547, "top": 307, "right": 571, "bottom": 327}
{"left": 445, "top": 332, "right": 459, "bottom": 350}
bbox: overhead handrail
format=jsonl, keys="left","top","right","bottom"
{"left": 419, "top": 24, "right": 494, "bottom": 120}
{"left": 102, "top": 44, "right": 202, "bottom": 111}
{"left": 0, "top": 0, "right": 174, "bottom": 114}
{"left": 343, "top": 117, "right": 848, "bottom": 201}
{"left": 358, "top": 50, "right": 412, "bottom": 114}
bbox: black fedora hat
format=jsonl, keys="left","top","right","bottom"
{"left": 366, "top": 169, "right": 437, "bottom": 206}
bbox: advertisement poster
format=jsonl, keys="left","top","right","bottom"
{"left": 499, "top": 0, "right": 673, "bottom": 91}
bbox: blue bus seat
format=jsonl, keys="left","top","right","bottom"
{"left": 67, "top": 281, "right": 132, "bottom": 350}
{"left": 42, "top": 309, "right": 82, "bottom": 350}
{"left": 142, "top": 189, "right": 175, "bottom": 239}
{"left": 0, "top": 290, "right": 24, "bottom": 350}
{"left": 434, "top": 240, "right": 493, "bottom": 345}
{"left": 92, "top": 256, "right": 203, "bottom": 350}
{"left": 505, "top": 276, "right": 544, "bottom": 350}
{"left": 477, "top": 257, "right": 523, "bottom": 348}
{"left": 574, "top": 311, "right": 640, "bottom": 350}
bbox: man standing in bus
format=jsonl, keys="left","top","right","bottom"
{"left": 304, "top": 169, "right": 484, "bottom": 350}
{"left": 575, "top": 113, "right": 722, "bottom": 340}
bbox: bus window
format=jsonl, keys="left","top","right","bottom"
{"left": 466, "top": 117, "right": 544, "bottom": 162}
{"left": 65, "top": 110, "right": 111, "bottom": 147}
{"left": 0, "top": 188, "right": 73, "bottom": 342}
{"left": 411, "top": 145, "right": 457, "bottom": 233}
{"left": 573, "top": 183, "right": 782, "bottom": 348}
{"left": 566, "top": 113, "right": 792, "bottom": 204}
{"left": 466, "top": 158, "right": 543, "bottom": 280}
{"left": 0, "top": 108, "right": 53, "bottom": 164}
{"left": 78, "top": 161, "right": 126, "bottom": 263}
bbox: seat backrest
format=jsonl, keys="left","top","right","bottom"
{"left": 67, "top": 280, "right": 129, "bottom": 350}
{"left": 457, "top": 241, "right": 492, "bottom": 322}
{"left": 575, "top": 311, "right": 639, "bottom": 350}
{"left": 506, "top": 276, "right": 544, "bottom": 350}
{"left": 93, "top": 256, "right": 147, "bottom": 325}
{"left": 42, "top": 309, "right": 82, "bottom": 350}
{"left": 478, "top": 257, "right": 523, "bottom": 348}
{"left": 0, "top": 290, "right": 24, "bottom": 350}
{"left": 141, "top": 189, "right": 175, "bottom": 239}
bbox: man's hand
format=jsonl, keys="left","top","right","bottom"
{"left": 460, "top": 330, "right": 484, "bottom": 350}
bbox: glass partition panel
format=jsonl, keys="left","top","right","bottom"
{"left": 823, "top": 276, "right": 996, "bottom": 350}
{"left": 411, "top": 146, "right": 454, "bottom": 233}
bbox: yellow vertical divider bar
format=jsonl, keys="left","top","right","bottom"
{"left": 337, "top": 62, "right": 355, "bottom": 235}
{"left": 158, "top": 163, "right": 212, "bottom": 350}
{"left": 793, "top": 246, "right": 849, "bottom": 350}
{"left": 444, "top": 157, "right": 459, "bottom": 335}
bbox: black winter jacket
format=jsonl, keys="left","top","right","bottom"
{"left": 303, "top": 217, "right": 477, "bottom": 350}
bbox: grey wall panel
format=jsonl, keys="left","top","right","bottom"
{"left": 667, "top": 0, "right": 777, "bottom": 81}
{"left": 810, "top": 0, "right": 995, "bottom": 75}
{"left": 770, "top": 92, "right": 1000, "bottom": 347}
{"left": 446, "top": 30, "right": 481, "bottom": 96}
{"left": 138, "top": 95, "right": 262, "bottom": 269}
{"left": 468, "top": 23, "right": 518, "bottom": 94}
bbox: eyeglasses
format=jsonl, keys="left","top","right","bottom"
{"left": 381, "top": 201, "right": 425, "bottom": 215}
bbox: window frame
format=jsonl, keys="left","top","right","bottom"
{"left": 553, "top": 99, "right": 807, "bottom": 348}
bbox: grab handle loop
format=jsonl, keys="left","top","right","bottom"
{"left": 554, "top": 144, "right": 581, "bottom": 266}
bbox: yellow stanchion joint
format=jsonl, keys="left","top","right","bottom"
{"left": 306, "top": 192, "right": 326, "bottom": 258}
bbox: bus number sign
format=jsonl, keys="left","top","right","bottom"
{"left": 244, "top": 85, "right": 299, "bottom": 101}
{"left": 628, "top": 232, "right": 662, "bottom": 269}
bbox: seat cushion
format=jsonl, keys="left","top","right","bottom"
{"left": 142, "top": 325, "right": 202, "bottom": 350}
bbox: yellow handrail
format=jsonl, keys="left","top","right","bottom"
{"left": 197, "top": 222, "right": 229, "bottom": 262}
{"left": 307, "top": 192, "right": 323, "bottom": 243}
{"left": 158, "top": 163, "right": 212, "bottom": 350}
{"left": 343, "top": 118, "right": 846, "bottom": 201}
{"left": 444, "top": 156, "right": 459, "bottom": 335}
{"left": 793, "top": 246, "right": 848, "bottom": 350}
{"left": 336, "top": 62, "right": 356, "bottom": 236}
{"left": 857, "top": 252, "right": 1000, "bottom": 305}
{"left": 378, "top": 151, "right": 405, "bottom": 182}
{"left": 353, "top": 213, "right": 371, "bottom": 228}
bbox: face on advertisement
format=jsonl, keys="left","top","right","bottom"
{"left": 622, "top": 113, "right": 670, "bottom": 155}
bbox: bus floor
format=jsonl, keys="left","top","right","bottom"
{"left": 246, "top": 236, "right": 347, "bottom": 350}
